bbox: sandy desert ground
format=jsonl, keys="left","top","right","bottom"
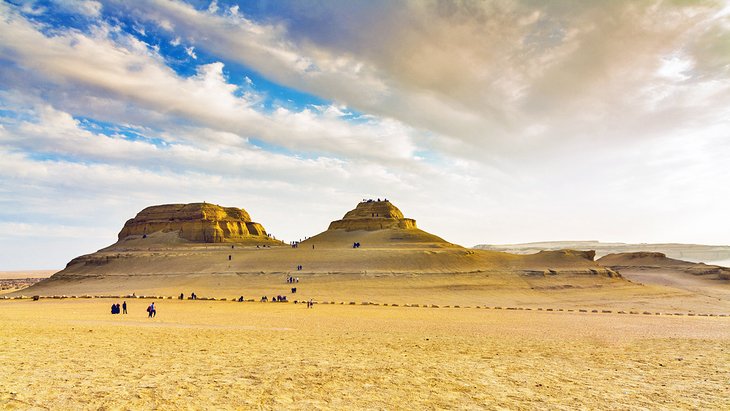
{"left": 0, "top": 271, "right": 56, "bottom": 295}
{"left": 0, "top": 271, "right": 56, "bottom": 280}
{"left": 0, "top": 298, "right": 728, "bottom": 410}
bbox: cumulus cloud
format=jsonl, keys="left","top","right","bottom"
{"left": 108, "top": 0, "right": 730, "bottom": 156}
{"left": 0, "top": 4, "right": 421, "bottom": 164}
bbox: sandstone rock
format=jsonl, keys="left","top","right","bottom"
{"left": 117, "top": 203, "right": 271, "bottom": 243}
{"left": 328, "top": 200, "right": 417, "bottom": 231}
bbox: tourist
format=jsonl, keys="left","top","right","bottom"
{"left": 147, "top": 303, "right": 157, "bottom": 318}
{"left": 122, "top": 301, "right": 127, "bottom": 314}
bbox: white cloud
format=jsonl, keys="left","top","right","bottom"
{"left": 107, "top": 0, "right": 730, "bottom": 159}
{"left": 0, "top": 5, "right": 421, "bottom": 163}
{"left": 184, "top": 45, "right": 197, "bottom": 59}
{"left": 51, "top": 0, "right": 102, "bottom": 17}
{"left": 207, "top": 0, "right": 218, "bottom": 14}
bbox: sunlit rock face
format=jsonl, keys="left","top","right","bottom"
{"left": 327, "top": 200, "right": 417, "bottom": 231}
{"left": 117, "top": 203, "right": 268, "bottom": 243}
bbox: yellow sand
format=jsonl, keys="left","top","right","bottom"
{"left": 0, "top": 270, "right": 56, "bottom": 280}
{"left": 0, "top": 298, "right": 728, "bottom": 409}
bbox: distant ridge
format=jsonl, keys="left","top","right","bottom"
{"left": 473, "top": 241, "right": 730, "bottom": 264}
{"left": 597, "top": 252, "right": 730, "bottom": 280}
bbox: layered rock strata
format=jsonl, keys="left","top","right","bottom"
{"left": 328, "top": 200, "right": 417, "bottom": 231}
{"left": 117, "top": 203, "right": 269, "bottom": 243}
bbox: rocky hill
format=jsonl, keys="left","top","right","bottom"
{"left": 304, "top": 199, "right": 451, "bottom": 247}
{"left": 327, "top": 199, "right": 416, "bottom": 231}
{"left": 18, "top": 200, "right": 624, "bottom": 297}
{"left": 115, "top": 203, "right": 275, "bottom": 245}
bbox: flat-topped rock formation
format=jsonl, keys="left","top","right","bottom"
{"left": 117, "top": 203, "right": 272, "bottom": 244}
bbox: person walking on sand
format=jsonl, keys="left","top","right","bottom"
{"left": 122, "top": 301, "right": 127, "bottom": 314}
{"left": 151, "top": 302, "right": 156, "bottom": 317}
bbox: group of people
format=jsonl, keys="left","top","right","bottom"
{"left": 295, "top": 265, "right": 303, "bottom": 271}
{"left": 287, "top": 275, "right": 300, "bottom": 283}
{"left": 261, "top": 295, "right": 288, "bottom": 302}
{"left": 352, "top": 242, "right": 361, "bottom": 248}
{"left": 110, "top": 301, "right": 127, "bottom": 314}
{"left": 306, "top": 298, "right": 314, "bottom": 308}
{"left": 109, "top": 300, "right": 155, "bottom": 317}
{"left": 146, "top": 302, "right": 156, "bottom": 318}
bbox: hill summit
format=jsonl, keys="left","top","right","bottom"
{"left": 117, "top": 203, "right": 271, "bottom": 244}
{"left": 304, "top": 199, "right": 453, "bottom": 248}
{"left": 328, "top": 199, "right": 416, "bottom": 231}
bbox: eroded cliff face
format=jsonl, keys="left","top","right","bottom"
{"left": 117, "top": 203, "right": 269, "bottom": 243}
{"left": 327, "top": 200, "right": 417, "bottom": 231}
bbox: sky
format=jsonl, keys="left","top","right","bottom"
{"left": 1, "top": 0, "right": 729, "bottom": 270}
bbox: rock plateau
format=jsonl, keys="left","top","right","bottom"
{"left": 116, "top": 203, "right": 274, "bottom": 244}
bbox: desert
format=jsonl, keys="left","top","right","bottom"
{"left": 2, "top": 201, "right": 730, "bottom": 409}
{"left": 2, "top": 299, "right": 729, "bottom": 410}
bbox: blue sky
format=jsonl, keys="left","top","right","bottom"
{"left": 1, "top": 0, "right": 730, "bottom": 270}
